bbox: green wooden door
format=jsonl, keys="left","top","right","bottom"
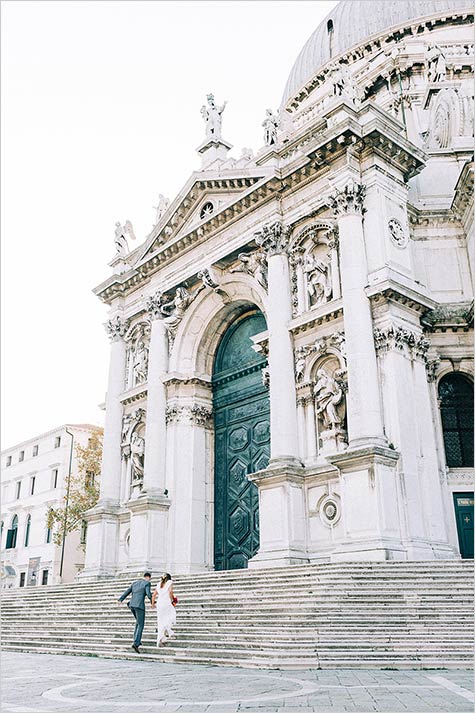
{"left": 453, "top": 492, "right": 474, "bottom": 559}
{"left": 213, "top": 311, "right": 269, "bottom": 570}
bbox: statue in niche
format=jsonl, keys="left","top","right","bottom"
{"left": 262, "top": 109, "right": 279, "bottom": 146}
{"left": 132, "top": 339, "right": 149, "bottom": 384}
{"left": 305, "top": 252, "right": 332, "bottom": 306}
{"left": 152, "top": 194, "right": 170, "bottom": 225}
{"left": 426, "top": 44, "right": 447, "bottom": 83}
{"left": 114, "top": 221, "right": 136, "bottom": 257}
{"left": 121, "top": 413, "right": 133, "bottom": 444}
{"left": 230, "top": 251, "right": 268, "bottom": 289}
{"left": 200, "top": 93, "right": 227, "bottom": 141}
{"left": 130, "top": 432, "right": 145, "bottom": 484}
{"left": 314, "top": 369, "right": 345, "bottom": 431}
{"left": 295, "top": 346, "right": 308, "bottom": 383}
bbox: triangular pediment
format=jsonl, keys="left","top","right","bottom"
{"left": 135, "top": 170, "right": 265, "bottom": 267}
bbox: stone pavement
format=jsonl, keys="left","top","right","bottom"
{"left": 1, "top": 653, "right": 473, "bottom": 713}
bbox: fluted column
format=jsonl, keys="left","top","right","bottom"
{"left": 99, "top": 315, "right": 129, "bottom": 504}
{"left": 255, "top": 222, "right": 301, "bottom": 466}
{"left": 328, "top": 182, "right": 386, "bottom": 448}
{"left": 142, "top": 292, "right": 169, "bottom": 496}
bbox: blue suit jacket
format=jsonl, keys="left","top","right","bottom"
{"left": 118, "top": 579, "right": 152, "bottom": 610}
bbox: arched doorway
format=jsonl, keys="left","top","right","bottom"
{"left": 212, "top": 310, "right": 270, "bottom": 570}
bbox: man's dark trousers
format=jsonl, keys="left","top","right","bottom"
{"left": 129, "top": 604, "right": 145, "bottom": 647}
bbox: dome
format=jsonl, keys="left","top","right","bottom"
{"left": 282, "top": 0, "right": 474, "bottom": 107}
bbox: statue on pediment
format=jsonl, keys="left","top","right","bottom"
{"left": 153, "top": 194, "right": 170, "bottom": 225}
{"left": 200, "top": 93, "right": 227, "bottom": 141}
{"left": 161, "top": 284, "right": 205, "bottom": 337}
{"left": 263, "top": 109, "right": 279, "bottom": 146}
{"left": 114, "top": 221, "right": 136, "bottom": 257}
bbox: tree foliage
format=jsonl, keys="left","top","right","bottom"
{"left": 46, "top": 429, "right": 103, "bottom": 548}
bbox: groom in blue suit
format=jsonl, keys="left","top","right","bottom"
{"left": 118, "top": 572, "right": 153, "bottom": 653}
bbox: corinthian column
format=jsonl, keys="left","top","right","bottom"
{"left": 328, "top": 182, "right": 386, "bottom": 448}
{"left": 255, "top": 221, "right": 301, "bottom": 466}
{"left": 100, "top": 315, "right": 129, "bottom": 504}
{"left": 142, "top": 291, "right": 168, "bottom": 495}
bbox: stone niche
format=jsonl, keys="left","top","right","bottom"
{"left": 311, "top": 354, "right": 347, "bottom": 456}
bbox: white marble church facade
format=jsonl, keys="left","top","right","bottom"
{"left": 81, "top": 0, "right": 474, "bottom": 579}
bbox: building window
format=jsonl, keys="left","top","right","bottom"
{"left": 15, "top": 481, "right": 21, "bottom": 499}
{"left": 6, "top": 456, "right": 12, "bottom": 467}
{"left": 19, "top": 450, "right": 24, "bottom": 462}
{"left": 19, "top": 572, "right": 26, "bottom": 587}
{"left": 41, "top": 569, "right": 49, "bottom": 586}
{"left": 45, "top": 523, "right": 52, "bottom": 544}
{"left": 200, "top": 201, "right": 214, "bottom": 220}
{"left": 439, "top": 373, "right": 474, "bottom": 468}
{"left": 327, "top": 19, "right": 334, "bottom": 57}
{"left": 32, "top": 445, "right": 39, "bottom": 457}
{"left": 85, "top": 471, "right": 95, "bottom": 488}
{"left": 30, "top": 476, "right": 36, "bottom": 495}
{"left": 24, "top": 515, "right": 31, "bottom": 547}
{"left": 54, "top": 436, "right": 61, "bottom": 448}
{"left": 6, "top": 515, "right": 18, "bottom": 549}
{"left": 52, "top": 469, "right": 59, "bottom": 489}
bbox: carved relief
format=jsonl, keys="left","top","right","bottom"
{"left": 328, "top": 182, "right": 366, "bottom": 217}
{"left": 254, "top": 221, "right": 291, "bottom": 256}
{"left": 426, "top": 87, "right": 474, "bottom": 150}
{"left": 105, "top": 315, "right": 129, "bottom": 342}
{"left": 374, "top": 326, "right": 430, "bottom": 361}
{"left": 388, "top": 218, "right": 409, "bottom": 249}
{"left": 166, "top": 404, "right": 213, "bottom": 427}
{"left": 230, "top": 250, "right": 268, "bottom": 289}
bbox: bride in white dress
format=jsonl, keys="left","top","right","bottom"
{"left": 152, "top": 573, "right": 176, "bottom": 646}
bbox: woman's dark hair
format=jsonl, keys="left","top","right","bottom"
{"left": 160, "top": 572, "right": 172, "bottom": 587}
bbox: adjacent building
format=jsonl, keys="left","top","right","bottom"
{"left": 82, "top": 0, "right": 473, "bottom": 579}
{"left": 1, "top": 424, "right": 101, "bottom": 588}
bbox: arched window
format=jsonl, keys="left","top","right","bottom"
{"left": 6, "top": 515, "right": 18, "bottom": 549}
{"left": 439, "top": 373, "right": 474, "bottom": 468}
{"left": 24, "top": 515, "right": 31, "bottom": 547}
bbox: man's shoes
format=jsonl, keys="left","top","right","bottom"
{"left": 132, "top": 644, "right": 140, "bottom": 654}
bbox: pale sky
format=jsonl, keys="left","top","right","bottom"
{"left": 1, "top": 0, "right": 338, "bottom": 449}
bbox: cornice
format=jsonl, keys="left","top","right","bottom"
{"left": 421, "top": 301, "right": 474, "bottom": 332}
{"left": 290, "top": 299, "right": 344, "bottom": 336}
{"left": 119, "top": 385, "right": 147, "bottom": 406}
{"left": 366, "top": 280, "right": 436, "bottom": 314}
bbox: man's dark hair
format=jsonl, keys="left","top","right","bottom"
{"left": 143, "top": 572, "right": 152, "bottom": 578}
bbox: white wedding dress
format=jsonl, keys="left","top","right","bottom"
{"left": 156, "top": 580, "right": 176, "bottom": 645}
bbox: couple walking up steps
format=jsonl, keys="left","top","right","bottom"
{"left": 118, "top": 572, "right": 177, "bottom": 653}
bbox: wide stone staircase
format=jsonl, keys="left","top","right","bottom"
{"left": 2, "top": 561, "right": 473, "bottom": 669}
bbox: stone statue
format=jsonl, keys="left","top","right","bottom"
{"left": 132, "top": 339, "right": 149, "bottom": 384}
{"left": 295, "top": 347, "right": 308, "bottom": 383}
{"left": 130, "top": 432, "right": 145, "bottom": 483}
{"left": 161, "top": 284, "right": 205, "bottom": 337}
{"left": 153, "top": 194, "right": 170, "bottom": 225}
{"left": 305, "top": 253, "right": 332, "bottom": 306}
{"left": 314, "top": 369, "right": 344, "bottom": 430}
{"left": 230, "top": 251, "right": 268, "bottom": 289}
{"left": 262, "top": 109, "right": 279, "bottom": 146}
{"left": 114, "top": 221, "right": 136, "bottom": 257}
{"left": 427, "top": 43, "right": 447, "bottom": 83}
{"left": 200, "top": 93, "right": 227, "bottom": 141}
{"left": 328, "top": 63, "right": 360, "bottom": 106}
{"left": 121, "top": 413, "right": 133, "bottom": 443}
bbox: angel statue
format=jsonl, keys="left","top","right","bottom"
{"left": 262, "top": 109, "right": 279, "bottom": 146}
{"left": 153, "top": 194, "right": 170, "bottom": 225}
{"left": 114, "top": 220, "right": 137, "bottom": 257}
{"left": 200, "top": 93, "right": 227, "bottom": 141}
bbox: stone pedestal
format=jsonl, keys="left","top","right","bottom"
{"left": 248, "top": 465, "right": 308, "bottom": 568}
{"left": 77, "top": 504, "right": 121, "bottom": 580}
{"left": 125, "top": 494, "right": 170, "bottom": 574}
{"left": 327, "top": 446, "right": 405, "bottom": 561}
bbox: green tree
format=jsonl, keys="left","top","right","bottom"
{"left": 47, "top": 429, "right": 103, "bottom": 548}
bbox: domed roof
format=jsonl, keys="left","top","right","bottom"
{"left": 282, "top": 0, "right": 474, "bottom": 107}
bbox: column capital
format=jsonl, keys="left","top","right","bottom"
{"left": 105, "top": 315, "right": 129, "bottom": 342}
{"left": 328, "top": 181, "right": 366, "bottom": 218}
{"left": 145, "top": 290, "right": 166, "bottom": 321}
{"left": 254, "top": 221, "right": 291, "bottom": 257}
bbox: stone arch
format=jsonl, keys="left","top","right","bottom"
{"left": 290, "top": 219, "right": 335, "bottom": 251}
{"left": 307, "top": 347, "right": 346, "bottom": 383}
{"left": 169, "top": 273, "right": 268, "bottom": 376}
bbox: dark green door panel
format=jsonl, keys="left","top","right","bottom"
{"left": 453, "top": 492, "right": 474, "bottom": 559}
{"left": 213, "top": 312, "right": 269, "bottom": 571}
